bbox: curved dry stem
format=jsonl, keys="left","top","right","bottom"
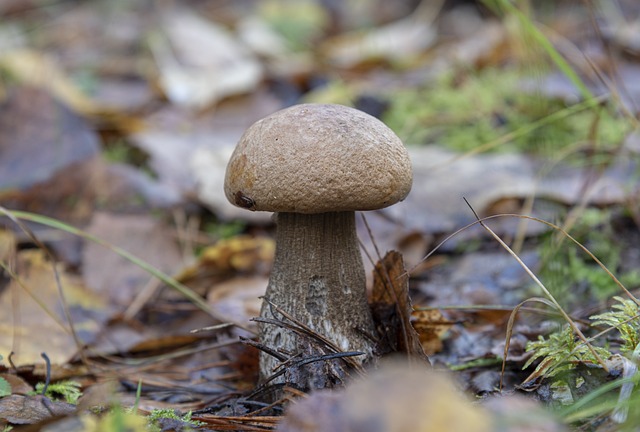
{"left": 2, "top": 208, "right": 254, "bottom": 334}
{"left": 464, "top": 202, "right": 608, "bottom": 373}
{"left": 499, "top": 297, "right": 559, "bottom": 391}
{"left": 407, "top": 213, "right": 636, "bottom": 305}
{"left": 406, "top": 210, "right": 630, "bottom": 379}
{"left": 0, "top": 207, "right": 86, "bottom": 365}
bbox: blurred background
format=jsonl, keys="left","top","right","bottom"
{"left": 1, "top": 0, "right": 640, "bottom": 427}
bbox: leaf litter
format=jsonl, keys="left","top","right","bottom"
{"left": 0, "top": 0, "right": 639, "bottom": 430}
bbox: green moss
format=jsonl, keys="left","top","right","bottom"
{"left": 203, "top": 220, "right": 246, "bottom": 241}
{"left": 524, "top": 324, "right": 610, "bottom": 379}
{"left": 148, "top": 409, "right": 204, "bottom": 429}
{"left": 34, "top": 380, "right": 82, "bottom": 404}
{"left": 537, "top": 208, "right": 640, "bottom": 305}
{"left": 259, "top": 0, "right": 328, "bottom": 51}
{"left": 383, "top": 68, "right": 630, "bottom": 154}
{"left": 591, "top": 296, "right": 640, "bottom": 355}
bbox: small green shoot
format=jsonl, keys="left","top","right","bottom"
{"left": 524, "top": 325, "right": 610, "bottom": 379}
{"left": 448, "top": 355, "right": 503, "bottom": 371}
{"left": 0, "top": 377, "right": 10, "bottom": 397}
{"left": 591, "top": 297, "right": 640, "bottom": 355}
{"left": 133, "top": 379, "right": 142, "bottom": 414}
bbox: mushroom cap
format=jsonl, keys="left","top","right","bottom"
{"left": 224, "top": 103, "right": 412, "bottom": 214}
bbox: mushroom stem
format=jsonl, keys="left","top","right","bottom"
{"left": 259, "top": 211, "right": 377, "bottom": 388}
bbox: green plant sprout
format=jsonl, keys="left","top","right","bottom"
{"left": 525, "top": 296, "right": 640, "bottom": 384}
{"left": 524, "top": 325, "right": 610, "bottom": 379}
{"left": 0, "top": 377, "right": 10, "bottom": 397}
{"left": 591, "top": 297, "right": 640, "bottom": 355}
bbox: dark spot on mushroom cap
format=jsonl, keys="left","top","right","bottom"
{"left": 234, "top": 191, "right": 256, "bottom": 211}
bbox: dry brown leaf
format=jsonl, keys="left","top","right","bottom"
{"left": 0, "top": 86, "right": 99, "bottom": 193}
{"left": 0, "top": 49, "right": 146, "bottom": 132}
{"left": 0, "top": 394, "right": 75, "bottom": 425}
{"left": 321, "top": 1, "right": 439, "bottom": 68}
{"left": 370, "top": 251, "right": 428, "bottom": 361}
{"left": 411, "top": 309, "right": 452, "bottom": 356}
{"left": 0, "top": 50, "right": 100, "bottom": 116}
{"left": 201, "top": 236, "right": 274, "bottom": 274}
{"left": 0, "top": 250, "right": 107, "bottom": 366}
{"left": 151, "top": 8, "right": 263, "bottom": 109}
{"left": 0, "top": 373, "right": 32, "bottom": 395}
{"left": 207, "top": 276, "right": 266, "bottom": 326}
{"left": 125, "top": 334, "right": 201, "bottom": 354}
{"left": 82, "top": 212, "right": 183, "bottom": 306}
{"left": 177, "top": 236, "right": 274, "bottom": 287}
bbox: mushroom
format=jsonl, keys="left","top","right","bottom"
{"left": 224, "top": 103, "right": 412, "bottom": 390}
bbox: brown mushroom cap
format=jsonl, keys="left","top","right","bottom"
{"left": 224, "top": 103, "right": 413, "bottom": 214}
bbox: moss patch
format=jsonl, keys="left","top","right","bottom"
{"left": 384, "top": 68, "right": 630, "bottom": 155}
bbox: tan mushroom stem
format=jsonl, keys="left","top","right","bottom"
{"left": 260, "top": 211, "right": 376, "bottom": 386}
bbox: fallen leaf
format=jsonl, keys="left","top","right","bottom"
{"left": 236, "top": 14, "right": 290, "bottom": 60}
{"left": 0, "top": 51, "right": 101, "bottom": 117}
{"left": 411, "top": 309, "right": 452, "bottom": 355}
{"left": 482, "top": 393, "right": 567, "bottom": 432}
{"left": 0, "top": 394, "right": 75, "bottom": 425}
{"left": 198, "top": 236, "right": 274, "bottom": 274}
{"left": 207, "top": 276, "right": 267, "bottom": 326}
{"left": 322, "top": 1, "right": 439, "bottom": 68}
{"left": 384, "top": 146, "right": 640, "bottom": 238}
{"left": 0, "top": 373, "right": 31, "bottom": 395}
{"left": 370, "top": 251, "right": 428, "bottom": 361}
{"left": 151, "top": 8, "right": 263, "bottom": 109}
{"left": 176, "top": 235, "right": 274, "bottom": 292}
{"left": 279, "top": 361, "right": 491, "bottom": 432}
{"left": 0, "top": 250, "right": 107, "bottom": 366}
{"left": 82, "top": 212, "right": 183, "bottom": 306}
{"left": 131, "top": 93, "right": 280, "bottom": 222}
{"left": 1, "top": 156, "right": 182, "bottom": 261}
{"left": 0, "top": 86, "right": 99, "bottom": 193}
